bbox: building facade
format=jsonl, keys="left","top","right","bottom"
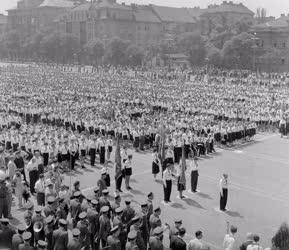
{"left": 0, "top": 14, "right": 7, "bottom": 36}
{"left": 251, "top": 14, "right": 289, "bottom": 72}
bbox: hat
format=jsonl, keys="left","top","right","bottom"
{"left": 174, "top": 219, "right": 182, "bottom": 224}
{"left": 58, "top": 219, "right": 67, "bottom": 226}
{"left": 110, "top": 226, "right": 119, "bottom": 234}
{"left": 0, "top": 218, "right": 9, "bottom": 224}
{"left": 100, "top": 206, "right": 109, "bottom": 213}
{"left": 17, "top": 224, "right": 27, "bottom": 232}
{"left": 154, "top": 206, "right": 161, "bottom": 212}
{"left": 147, "top": 192, "right": 153, "bottom": 197}
{"left": 35, "top": 206, "right": 42, "bottom": 213}
{"left": 128, "top": 230, "right": 137, "bottom": 240}
{"left": 38, "top": 240, "right": 48, "bottom": 248}
{"left": 141, "top": 201, "right": 148, "bottom": 207}
{"left": 74, "top": 191, "right": 81, "bottom": 198}
{"left": 101, "top": 168, "right": 106, "bottom": 175}
{"left": 23, "top": 232, "right": 32, "bottom": 241}
{"left": 179, "top": 227, "right": 186, "bottom": 236}
{"left": 72, "top": 228, "right": 80, "bottom": 237}
{"left": 93, "top": 187, "right": 99, "bottom": 193}
{"left": 114, "top": 194, "right": 120, "bottom": 199}
{"left": 153, "top": 227, "right": 163, "bottom": 236}
{"left": 74, "top": 181, "right": 80, "bottom": 186}
{"left": 47, "top": 196, "right": 55, "bottom": 204}
{"left": 131, "top": 215, "right": 140, "bottom": 223}
{"left": 102, "top": 189, "right": 109, "bottom": 195}
{"left": 115, "top": 207, "right": 123, "bottom": 214}
{"left": 45, "top": 215, "right": 54, "bottom": 224}
{"left": 39, "top": 173, "right": 44, "bottom": 178}
{"left": 46, "top": 179, "right": 53, "bottom": 186}
{"left": 91, "top": 199, "right": 98, "bottom": 206}
{"left": 79, "top": 212, "right": 87, "bottom": 220}
{"left": 125, "top": 198, "right": 131, "bottom": 204}
{"left": 24, "top": 211, "right": 31, "bottom": 219}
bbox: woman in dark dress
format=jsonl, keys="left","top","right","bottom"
{"left": 152, "top": 151, "right": 160, "bottom": 180}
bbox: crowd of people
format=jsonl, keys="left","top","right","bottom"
{"left": 0, "top": 63, "right": 288, "bottom": 250}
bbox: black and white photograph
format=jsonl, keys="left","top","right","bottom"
{"left": 0, "top": 0, "right": 288, "bottom": 249}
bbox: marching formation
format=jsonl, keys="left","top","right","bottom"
{"left": 0, "top": 63, "right": 288, "bottom": 250}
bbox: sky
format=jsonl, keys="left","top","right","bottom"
{"left": 0, "top": 0, "right": 288, "bottom": 18}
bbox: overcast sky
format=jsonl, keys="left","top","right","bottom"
{"left": 0, "top": 0, "right": 288, "bottom": 18}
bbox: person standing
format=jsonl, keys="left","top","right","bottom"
{"left": 107, "top": 226, "right": 121, "bottom": 250}
{"left": 151, "top": 151, "right": 160, "bottom": 180}
{"left": 187, "top": 230, "right": 204, "bottom": 250}
{"left": 12, "top": 224, "right": 26, "bottom": 250}
{"left": 149, "top": 227, "right": 164, "bottom": 250}
{"left": 52, "top": 219, "right": 69, "bottom": 250}
{"left": 18, "top": 232, "right": 33, "bottom": 250}
{"left": 0, "top": 218, "right": 16, "bottom": 249}
{"left": 162, "top": 164, "right": 173, "bottom": 204}
{"left": 14, "top": 151, "right": 26, "bottom": 182}
{"left": 170, "top": 228, "right": 187, "bottom": 250}
{"left": 247, "top": 234, "right": 263, "bottom": 250}
{"left": 0, "top": 176, "right": 9, "bottom": 218}
{"left": 98, "top": 206, "right": 111, "bottom": 249}
{"left": 125, "top": 231, "right": 138, "bottom": 250}
{"left": 124, "top": 155, "right": 133, "bottom": 190}
{"left": 27, "top": 157, "right": 39, "bottom": 195}
{"left": 223, "top": 225, "right": 237, "bottom": 250}
{"left": 67, "top": 228, "right": 81, "bottom": 250}
{"left": 219, "top": 174, "right": 229, "bottom": 211}
{"left": 190, "top": 155, "right": 199, "bottom": 193}
{"left": 35, "top": 174, "right": 45, "bottom": 206}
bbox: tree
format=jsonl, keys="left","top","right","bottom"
{"left": 177, "top": 32, "right": 206, "bottom": 66}
{"left": 104, "top": 37, "right": 129, "bottom": 66}
{"left": 0, "top": 30, "right": 22, "bottom": 60}
{"left": 206, "top": 44, "right": 222, "bottom": 67}
{"left": 272, "top": 223, "right": 289, "bottom": 250}
{"left": 84, "top": 39, "right": 104, "bottom": 65}
{"left": 125, "top": 45, "right": 144, "bottom": 66}
{"left": 256, "top": 7, "right": 267, "bottom": 24}
{"left": 222, "top": 32, "right": 256, "bottom": 69}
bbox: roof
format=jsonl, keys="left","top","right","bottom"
{"left": 39, "top": 0, "right": 74, "bottom": 8}
{"left": 151, "top": 5, "right": 196, "bottom": 23}
{"left": 186, "top": 7, "right": 207, "bottom": 21}
{"left": 133, "top": 7, "right": 161, "bottom": 23}
{"left": 96, "top": 0, "right": 130, "bottom": 10}
{"left": 252, "top": 15, "right": 289, "bottom": 30}
{"left": 205, "top": 2, "right": 254, "bottom": 15}
{"left": 71, "top": 3, "right": 94, "bottom": 11}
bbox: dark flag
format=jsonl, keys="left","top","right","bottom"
{"left": 179, "top": 141, "right": 186, "bottom": 189}
{"left": 115, "top": 135, "right": 122, "bottom": 180}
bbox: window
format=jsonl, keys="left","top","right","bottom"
{"left": 283, "top": 42, "right": 286, "bottom": 48}
{"left": 273, "top": 42, "right": 277, "bottom": 48}
{"left": 281, "top": 58, "right": 285, "bottom": 65}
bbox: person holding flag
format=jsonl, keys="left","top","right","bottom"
{"left": 114, "top": 135, "right": 123, "bottom": 193}
{"left": 176, "top": 142, "right": 186, "bottom": 199}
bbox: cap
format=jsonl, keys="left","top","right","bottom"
{"left": 79, "top": 212, "right": 87, "bottom": 220}
{"left": 93, "top": 187, "right": 99, "bottom": 193}
{"left": 140, "top": 201, "right": 148, "bottom": 207}
{"left": 24, "top": 211, "right": 31, "bottom": 219}
{"left": 153, "top": 227, "right": 163, "bottom": 236}
{"left": 38, "top": 240, "right": 48, "bottom": 248}
{"left": 17, "top": 224, "right": 27, "bottom": 232}
{"left": 23, "top": 232, "right": 32, "bottom": 241}
{"left": 100, "top": 206, "right": 109, "bottom": 213}
{"left": 25, "top": 201, "right": 34, "bottom": 210}
{"left": 110, "top": 226, "right": 119, "bottom": 234}
{"left": 128, "top": 230, "right": 137, "bottom": 240}
{"left": 45, "top": 215, "right": 54, "bottom": 224}
{"left": 174, "top": 219, "right": 182, "bottom": 224}
{"left": 35, "top": 206, "right": 42, "bottom": 213}
{"left": 91, "top": 199, "right": 98, "bottom": 206}
{"left": 101, "top": 169, "right": 106, "bottom": 175}
{"left": 115, "top": 207, "right": 123, "bottom": 214}
{"left": 46, "top": 179, "right": 53, "bottom": 186}
{"left": 131, "top": 215, "right": 140, "bottom": 223}
{"left": 179, "top": 227, "right": 186, "bottom": 235}
{"left": 154, "top": 206, "right": 161, "bottom": 212}
{"left": 0, "top": 218, "right": 9, "bottom": 224}
{"left": 58, "top": 219, "right": 67, "bottom": 226}
{"left": 74, "top": 191, "right": 81, "bottom": 198}
{"left": 102, "top": 189, "right": 109, "bottom": 195}
{"left": 47, "top": 196, "right": 55, "bottom": 204}
{"left": 114, "top": 194, "right": 120, "bottom": 199}
{"left": 74, "top": 181, "right": 80, "bottom": 186}
{"left": 72, "top": 228, "right": 80, "bottom": 237}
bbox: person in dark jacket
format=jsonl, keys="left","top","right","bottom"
{"left": 239, "top": 233, "right": 254, "bottom": 250}
{"left": 170, "top": 228, "right": 187, "bottom": 250}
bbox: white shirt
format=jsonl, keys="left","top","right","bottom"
{"left": 247, "top": 244, "right": 263, "bottom": 250}
{"left": 223, "top": 234, "right": 235, "bottom": 250}
{"left": 35, "top": 179, "right": 45, "bottom": 193}
{"left": 188, "top": 238, "right": 203, "bottom": 250}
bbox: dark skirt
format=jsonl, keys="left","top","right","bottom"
{"left": 81, "top": 150, "right": 86, "bottom": 157}
{"left": 133, "top": 137, "right": 140, "bottom": 148}
{"left": 125, "top": 168, "right": 132, "bottom": 176}
{"left": 177, "top": 176, "right": 186, "bottom": 191}
{"left": 152, "top": 162, "right": 160, "bottom": 174}
{"left": 108, "top": 146, "right": 112, "bottom": 153}
{"left": 100, "top": 146, "right": 105, "bottom": 164}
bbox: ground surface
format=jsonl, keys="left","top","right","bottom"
{"left": 11, "top": 133, "right": 289, "bottom": 249}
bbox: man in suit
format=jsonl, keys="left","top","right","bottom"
{"left": 107, "top": 226, "right": 121, "bottom": 250}
{"left": 0, "top": 218, "right": 16, "bottom": 249}
{"left": 12, "top": 224, "right": 26, "bottom": 250}
{"left": 98, "top": 206, "right": 111, "bottom": 248}
{"left": 149, "top": 227, "right": 164, "bottom": 250}
{"left": 87, "top": 199, "right": 99, "bottom": 250}
{"left": 67, "top": 228, "right": 81, "bottom": 250}
{"left": 170, "top": 228, "right": 187, "bottom": 250}
{"left": 19, "top": 232, "right": 34, "bottom": 250}
{"left": 70, "top": 192, "right": 81, "bottom": 228}
{"left": 149, "top": 207, "right": 162, "bottom": 235}
{"left": 52, "top": 219, "right": 68, "bottom": 250}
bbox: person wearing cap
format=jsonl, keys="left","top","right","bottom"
{"left": 140, "top": 201, "right": 149, "bottom": 248}
{"left": 76, "top": 212, "right": 90, "bottom": 250}
{"left": 93, "top": 187, "right": 100, "bottom": 201}
{"left": 43, "top": 196, "right": 55, "bottom": 217}
{"left": 162, "top": 163, "right": 173, "bottom": 203}
{"left": 45, "top": 179, "right": 57, "bottom": 207}
{"left": 239, "top": 233, "right": 254, "bottom": 250}
{"left": 0, "top": 177, "right": 9, "bottom": 219}
{"left": 14, "top": 150, "right": 26, "bottom": 182}
{"left": 35, "top": 174, "right": 46, "bottom": 206}
{"left": 223, "top": 225, "right": 237, "bottom": 250}
{"left": 130, "top": 215, "right": 146, "bottom": 250}
{"left": 147, "top": 192, "right": 154, "bottom": 231}
{"left": 26, "top": 157, "right": 39, "bottom": 195}
{"left": 12, "top": 224, "right": 26, "bottom": 250}
{"left": 170, "top": 227, "right": 187, "bottom": 250}
{"left": 149, "top": 207, "right": 162, "bottom": 236}
{"left": 37, "top": 240, "right": 48, "bottom": 250}
{"left": 52, "top": 219, "right": 68, "bottom": 250}
{"left": 19, "top": 232, "right": 33, "bottom": 250}
{"left": 149, "top": 227, "right": 164, "bottom": 250}
{"left": 70, "top": 192, "right": 81, "bottom": 228}
{"left": 111, "top": 194, "right": 121, "bottom": 219}
{"left": 97, "top": 170, "right": 107, "bottom": 196}
{"left": 107, "top": 226, "right": 121, "bottom": 250}
{"left": 23, "top": 211, "right": 34, "bottom": 245}
{"left": 56, "top": 197, "right": 68, "bottom": 221}
{"left": 187, "top": 230, "right": 204, "bottom": 250}
{"left": 112, "top": 207, "right": 126, "bottom": 250}
{"left": 67, "top": 228, "right": 81, "bottom": 250}
{"left": 0, "top": 218, "right": 16, "bottom": 249}
{"left": 87, "top": 200, "right": 99, "bottom": 250}
{"left": 126, "top": 230, "right": 138, "bottom": 250}
{"left": 219, "top": 173, "right": 229, "bottom": 211}
{"left": 88, "top": 136, "right": 97, "bottom": 167}
{"left": 122, "top": 199, "right": 135, "bottom": 232}
{"left": 44, "top": 216, "right": 54, "bottom": 250}
{"left": 246, "top": 234, "right": 263, "bottom": 250}
{"left": 98, "top": 206, "right": 111, "bottom": 248}
{"left": 169, "top": 219, "right": 182, "bottom": 242}
{"left": 99, "top": 189, "right": 111, "bottom": 213}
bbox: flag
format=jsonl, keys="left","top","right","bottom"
{"left": 115, "top": 135, "right": 122, "bottom": 180}
{"left": 179, "top": 140, "right": 186, "bottom": 189}
{"left": 158, "top": 124, "right": 166, "bottom": 174}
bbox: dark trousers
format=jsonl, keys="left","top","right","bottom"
{"left": 36, "top": 192, "right": 45, "bottom": 206}
{"left": 29, "top": 170, "right": 39, "bottom": 194}
{"left": 70, "top": 153, "right": 76, "bottom": 170}
{"left": 116, "top": 176, "right": 123, "bottom": 191}
{"left": 100, "top": 147, "right": 105, "bottom": 164}
{"left": 90, "top": 148, "right": 96, "bottom": 166}
{"left": 191, "top": 170, "right": 199, "bottom": 192}
{"left": 220, "top": 188, "right": 228, "bottom": 210}
{"left": 43, "top": 153, "right": 49, "bottom": 166}
{"left": 163, "top": 180, "right": 172, "bottom": 202}
{"left": 0, "top": 198, "right": 8, "bottom": 218}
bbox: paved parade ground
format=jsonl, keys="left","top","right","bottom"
{"left": 11, "top": 133, "right": 289, "bottom": 249}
